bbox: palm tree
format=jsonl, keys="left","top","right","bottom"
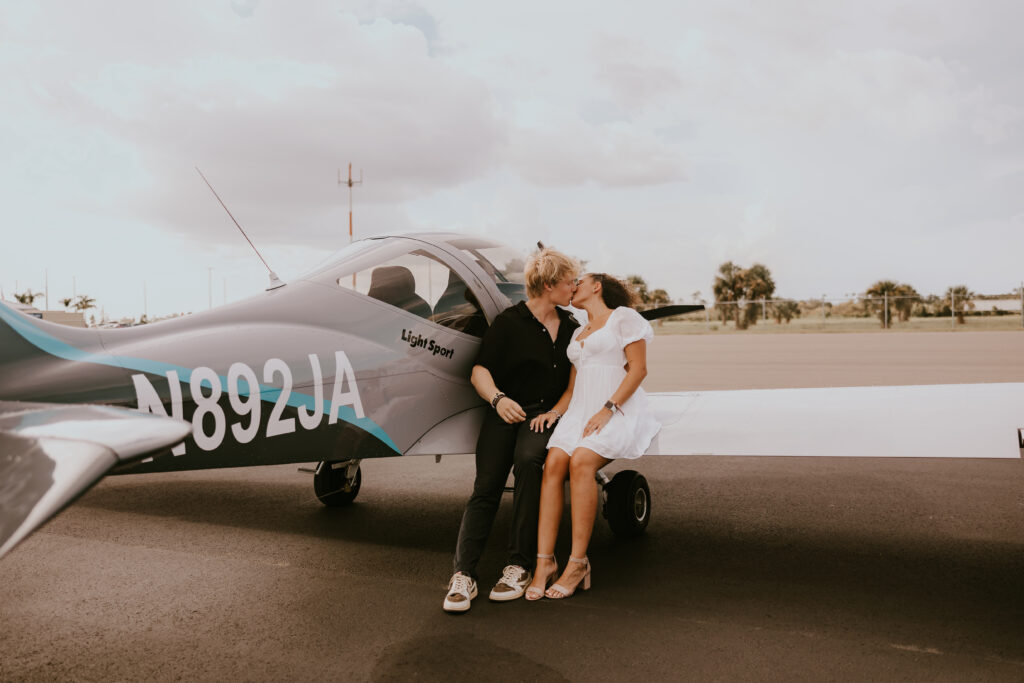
{"left": 742, "top": 263, "right": 775, "bottom": 327}
{"left": 713, "top": 262, "right": 745, "bottom": 327}
{"left": 771, "top": 299, "right": 800, "bottom": 323}
{"left": 648, "top": 288, "right": 670, "bottom": 306}
{"left": 624, "top": 275, "right": 673, "bottom": 310}
{"left": 73, "top": 295, "right": 96, "bottom": 313}
{"left": 944, "top": 285, "right": 975, "bottom": 324}
{"left": 864, "top": 280, "right": 901, "bottom": 328}
{"left": 14, "top": 290, "right": 42, "bottom": 305}
{"left": 892, "top": 283, "right": 920, "bottom": 322}
{"left": 626, "top": 275, "right": 650, "bottom": 305}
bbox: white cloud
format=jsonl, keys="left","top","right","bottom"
{"left": 593, "top": 36, "right": 684, "bottom": 111}
{"left": 2, "top": 4, "right": 505, "bottom": 248}
{"left": 508, "top": 118, "right": 686, "bottom": 187}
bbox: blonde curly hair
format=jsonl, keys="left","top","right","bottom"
{"left": 525, "top": 248, "right": 579, "bottom": 298}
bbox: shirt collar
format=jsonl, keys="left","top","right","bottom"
{"left": 513, "top": 300, "right": 532, "bottom": 318}
{"left": 514, "top": 300, "right": 579, "bottom": 325}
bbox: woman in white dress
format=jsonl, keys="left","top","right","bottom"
{"left": 524, "top": 273, "right": 660, "bottom": 600}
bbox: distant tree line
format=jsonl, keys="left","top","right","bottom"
{"left": 625, "top": 275, "right": 671, "bottom": 307}
{"left": 858, "top": 282, "right": 984, "bottom": 327}
{"left": 11, "top": 290, "right": 97, "bottom": 313}
{"left": 707, "top": 263, "right": 995, "bottom": 330}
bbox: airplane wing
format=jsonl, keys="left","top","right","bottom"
{"left": 0, "top": 401, "right": 190, "bottom": 558}
{"left": 646, "top": 383, "right": 1024, "bottom": 459}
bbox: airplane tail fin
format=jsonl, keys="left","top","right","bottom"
{"left": 0, "top": 300, "right": 53, "bottom": 367}
{"left": 0, "top": 300, "right": 106, "bottom": 395}
{"left": 639, "top": 304, "right": 704, "bottom": 321}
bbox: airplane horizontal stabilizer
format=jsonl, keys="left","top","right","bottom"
{"left": 639, "top": 304, "right": 704, "bottom": 321}
{"left": 0, "top": 402, "right": 190, "bottom": 558}
{"left": 646, "top": 383, "right": 1024, "bottom": 459}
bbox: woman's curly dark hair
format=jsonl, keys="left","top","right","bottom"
{"left": 589, "top": 273, "right": 639, "bottom": 309}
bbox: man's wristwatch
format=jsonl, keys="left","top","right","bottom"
{"left": 491, "top": 392, "right": 507, "bottom": 409}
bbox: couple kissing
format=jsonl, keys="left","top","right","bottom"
{"left": 444, "top": 247, "right": 659, "bottom": 613}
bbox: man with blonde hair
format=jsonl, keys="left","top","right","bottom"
{"left": 444, "top": 248, "right": 580, "bottom": 612}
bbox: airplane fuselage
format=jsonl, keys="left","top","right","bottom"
{"left": 0, "top": 234, "right": 521, "bottom": 472}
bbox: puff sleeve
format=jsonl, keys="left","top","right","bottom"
{"left": 614, "top": 307, "right": 653, "bottom": 347}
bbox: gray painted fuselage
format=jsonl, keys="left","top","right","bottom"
{"left": 0, "top": 234, "right": 521, "bottom": 473}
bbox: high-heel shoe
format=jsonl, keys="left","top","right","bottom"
{"left": 545, "top": 556, "right": 590, "bottom": 599}
{"left": 525, "top": 554, "right": 558, "bottom": 601}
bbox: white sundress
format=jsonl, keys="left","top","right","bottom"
{"left": 546, "top": 306, "right": 661, "bottom": 460}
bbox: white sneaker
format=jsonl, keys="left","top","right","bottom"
{"left": 443, "top": 572, "right": 478, "bottom": 613}
{"left": 488, "top": 565, "right": 532, "bottom": 602}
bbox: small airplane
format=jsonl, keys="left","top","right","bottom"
{"left": 2, "top": 232, "right": 1021, "bottom": 558}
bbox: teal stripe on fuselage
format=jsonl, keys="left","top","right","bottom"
{"left": 0, "top": 303, "right": 399, "bottom": 453}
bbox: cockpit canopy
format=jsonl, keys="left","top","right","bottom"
{"left": 300, "top": 234, "right": 528, "bottom": 337}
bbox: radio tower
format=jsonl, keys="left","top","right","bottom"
{"left": 339, "top": 163, "right": 363, "bottom": 245}
{"left": 339, "top": 164, "right": 363, "bottom": 288}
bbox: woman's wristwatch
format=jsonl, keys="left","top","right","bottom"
{"left": 603, "top": 400, "right": 622, "bottom": 414}
{"left": 491, "top": 392, "right": 506, "bottom": 409}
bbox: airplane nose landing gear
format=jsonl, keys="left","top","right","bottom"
{"left": 314, "top": 459, "right": 362, "bottom": 506}
{"left": 601, "top": 469, "right": 651, "bottom": 538}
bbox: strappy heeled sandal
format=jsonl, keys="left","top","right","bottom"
{"left": 525, "top": 554, "right": 558, "bottom": 601}
{"left": 545, "top": 556, "right": 591, "bottom": 599}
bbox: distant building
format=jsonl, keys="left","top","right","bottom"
{"left": 42, "top": 310, "right": 87, "bottom": 327}
{"left": 1, "top": 299, "right": 43, "bottom": 319}
{"left": 1, "top": 300, "right": 88, "bottom": 326}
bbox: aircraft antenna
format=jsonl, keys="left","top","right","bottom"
{"left": 195, "top": 167, "right": 284, "bottom": 290}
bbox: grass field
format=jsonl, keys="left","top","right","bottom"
{"left": 655, "top": 314, "right": 1024, "bottom": 334}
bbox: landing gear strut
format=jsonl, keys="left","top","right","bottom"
{"left": 314, "top": 459, "right": 361, "bottom": 506}
{"left": 601, "top": 469, "right": 651, "bottom": 538}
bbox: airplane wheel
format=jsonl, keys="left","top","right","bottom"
{"left": 603, "top": 470, "right": 650, "bottom": 538}
{"left": 314, "top": 461, "right": 361, "bottom": 506}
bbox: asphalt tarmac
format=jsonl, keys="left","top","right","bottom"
{"left": 2, "top": 331, "right": 1022, "bottom": 681}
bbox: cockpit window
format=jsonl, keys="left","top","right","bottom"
{"left": 335, "top": 247, "right": 486, "bottom": 337}
{"left": 301, "top": 238, "right": 399, "bottom": 281}
{"left": 445, "top": 237, "right": 528, "bottom": 305}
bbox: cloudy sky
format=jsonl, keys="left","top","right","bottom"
{"left": 2, "top": 0, "right": 1022, "bottom": 319}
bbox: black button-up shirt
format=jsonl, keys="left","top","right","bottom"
{"left": 475, "top": 301, "right": 580, "bottom": 410}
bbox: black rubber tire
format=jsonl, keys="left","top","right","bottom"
{"left": 314, "top": 462, "right": 361, "bottom": 506}
{"left": 603, "top": 470, "right": 651, "bottom": 537}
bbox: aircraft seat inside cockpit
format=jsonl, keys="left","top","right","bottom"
{"left": 431, "top": 270, "right": 487, "bottom": 337}
{"left": 432, "top": 271, "right": 470, "bottom": 318}
{"left": 367, "top": 266, "right": 432, "bottom": 318}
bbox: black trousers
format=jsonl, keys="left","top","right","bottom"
{"left": 452, "top": 407, "right": 552, "bottom": 580}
